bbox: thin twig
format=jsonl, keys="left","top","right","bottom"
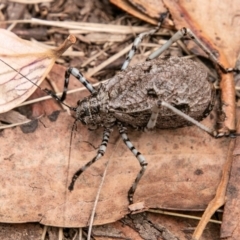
{"left": 86, "top": 43, "right": 132, "bottom": 78}
{"left": 41, "top": 225, "right": 48, "bottom": 240}
{"left": 147, "top": 209, "right": 221, "bottom": 224}
{"left": 1, "top": 18, "right": 151, "bottom": 34}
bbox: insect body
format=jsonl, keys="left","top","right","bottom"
{"left": 76, "top": 57, "right": 214, "bottom": 130}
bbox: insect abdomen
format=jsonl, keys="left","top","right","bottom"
{"left": 104, "top": 57, "right": 215, "bottom": 129}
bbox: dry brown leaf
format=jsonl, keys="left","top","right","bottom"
{"left": 0, "top": 103, "right": 231, "bottom": 227}
{"left": 221, "top": 125, "right": 240, "bottom": 239}
{"left": 0, "top": 223, "right": 42, "bottom": 240}
{"left": 128, "top": 0, "right": 166, "bottom": 19}
{"left": 0, "top": 29, "right": 75, "bottom": 114}
{"left": 110, "top": 0, "right": 163, "bottom": 25}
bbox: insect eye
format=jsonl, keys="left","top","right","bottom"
{"left": 80, "top": 119, "right": 86, "bottom": 125}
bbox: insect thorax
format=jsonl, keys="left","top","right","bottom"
{"left": 75, "top": 93, "right": 116, "bottom": 130}
{"left": 76, "top": 57, "right": 215, "bottom": 130}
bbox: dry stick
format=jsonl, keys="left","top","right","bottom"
{"left": 192, "top": 137, "right": 236, "bottom": 240}
{"left": 0, "top": 119, "right": 36, "bottom": 129}
{"left": 72, "top": 230, "right": 78, "bottom": 240}
{"left": 58, "top": 228, "right": 63, "bottom": 240}
{"left": 78, "top": 228, "right": 82, "bottom": 240}
{"left": 86, "top": 43, "right": 132, "bottom": 78}
{"left": 220, "top": 71, "right": 236, "bottom": 133}
{"left": 41, "top": 225, "right": 48, "bottom": 240}
{"left": 87, "top": 136, "right": 121, "bottom": 240}
{"left": 80, "top": 33, "right": 151, "bottom": 68}
{"left": 81, "top": 49, "right": 109, "bottom": 68}
{"left": 1, "top": 18, "right": 150, "bottom": 34}
{"left": 29, "top": 39, "right": 84, "bottom": 57}
{"left": 147, "top": 209, "right": 221, "bottom": 224}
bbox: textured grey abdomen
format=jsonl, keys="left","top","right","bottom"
{"left": 99, "top": 57, "right": 215, "bottom": 129}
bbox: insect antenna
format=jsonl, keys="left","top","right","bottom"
{"left": 0, "top": 58, "right": 76, "bottom": 112}
{"left": 68, "top": 118, "right": 78, "bottom": 159}
{"left": 62, "top": 117, "right": 79, "bottom": 192}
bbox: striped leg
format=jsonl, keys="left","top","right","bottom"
{"left": 118, "top": 123, "right": 148, "bottom": 204}
{"left": 147, "top": 28, "right": 240, "bottom": 73}
{"left": 43, "top": 67, "right": 96, "bottom": 106}
{"left": 68, "top": 128, "right": 111, "bottom": 191}
{"left": 61, "top": 67, "right": 96, "bottom": 101}
{"left": 121, "top": 12, "right": 168, "bottom": 71}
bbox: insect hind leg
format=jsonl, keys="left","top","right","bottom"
{"left": 118, "top": 123, "right": 148, "bottom": 204}
{"left": 68, "top": 128, "right": 111, "bottom": 191}
{"left": 146, "top": 27, "right": 240, "bottom": 74}
{"left": 121, "top": 12, "right": 168, "bottom": 71}
{"left": 158, "top": 100, "right": 217, "bottom": 137}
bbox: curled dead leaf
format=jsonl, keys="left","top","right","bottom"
{"left": 0, "top": 29, "right": 76, "bottom": 113}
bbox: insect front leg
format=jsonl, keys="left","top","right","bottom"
{"left": 118, "top": 123, "right": 148, "bottom": 204}
{"left": 68, "top": 128, "right": 111, "bottom": 191}
{"left": 60, "top": 67, "right": 96, "bottom": 102}
{"left": 44, "top": 67, "right": 96, "bottom": 106}
{"left": 121, "top": 12, "right": 168, "bottom": 71}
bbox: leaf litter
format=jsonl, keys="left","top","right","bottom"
{"left": 0, "top": 0, "right": 239, "bottom": 239}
